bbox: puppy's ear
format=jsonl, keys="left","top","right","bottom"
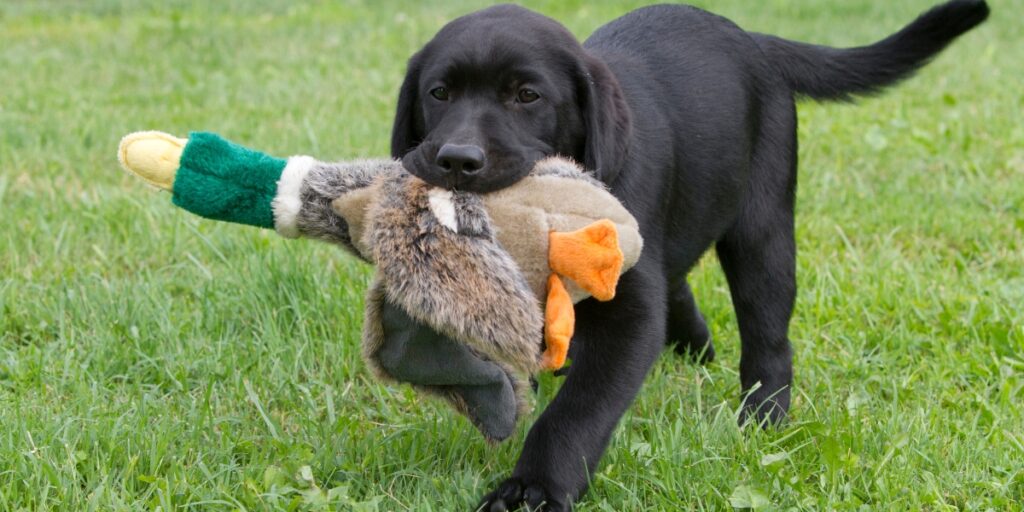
{"left": 576, "top": 53, "right": 632, "bottom": 183}
{"left": 391, "top": 52, "right": 424, "bottom": 159}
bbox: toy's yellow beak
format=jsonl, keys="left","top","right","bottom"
{"left": 117, "top": 131, "right": 187, "bottom": 191}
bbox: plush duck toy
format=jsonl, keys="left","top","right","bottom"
{"left": 118, "top": 131, "right": 642, "bottom": 440}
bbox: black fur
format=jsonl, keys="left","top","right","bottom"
{"left": 388, "top": 2, "right": 989, "bottom": 510}
{"left": 755, "top": 0, "right": 991, "bottom": 101}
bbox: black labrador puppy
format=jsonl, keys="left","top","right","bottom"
{"left": 389, "top": 1, "right": 989, "bottom": 509}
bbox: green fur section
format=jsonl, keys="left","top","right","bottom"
{"left": 171, "top": 132, "right": 286, "bottom": 229}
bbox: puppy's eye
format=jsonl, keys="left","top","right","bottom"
{"left": 429, "top": 87, "right": 449, "bottom": 101}
{"left": 516, "top": 88, "right": 540, "bottom": 104}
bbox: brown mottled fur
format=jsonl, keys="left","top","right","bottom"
{"left": 286, "top": 156, "right": 641, "bottom": 436}
{"left": 368, "top": 174, "right": 545, "bottom": 376}
{"left": 296, "top": 159, "right": 401, "bottom": 256}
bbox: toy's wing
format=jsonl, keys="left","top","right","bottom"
{"left": 365, "top": 284, "right": 526, "bottom": 442}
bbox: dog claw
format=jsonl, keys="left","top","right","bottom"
{"left": 477, "top": 477, "right": 567, "bottom": 511}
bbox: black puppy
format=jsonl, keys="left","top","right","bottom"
{"left": 390, "top": 1, "right": 989, "bottom": 509}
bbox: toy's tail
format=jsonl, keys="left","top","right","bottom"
{"left": 754, "top": 0, "right": 989, "bottom": 102}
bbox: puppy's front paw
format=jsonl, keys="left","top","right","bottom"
{"left": 476, "top": 477, "right": 570, "bottom": 512}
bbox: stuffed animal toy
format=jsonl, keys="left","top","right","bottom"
{"left": 118, "top": 131, "right": 642, "bottom": 440}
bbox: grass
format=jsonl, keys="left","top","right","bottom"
{"left": 1, "top": 0, "right": 1021, "bottom": 509}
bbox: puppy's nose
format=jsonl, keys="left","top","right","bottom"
{"left": 435, "top": 144, "right": 486, "bottom": 175}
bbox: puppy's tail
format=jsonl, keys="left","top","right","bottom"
{"left": 754, "top": 0, "right": 989, "bottom": 102}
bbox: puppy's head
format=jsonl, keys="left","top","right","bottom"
{"left": 391, "top": 4, "right": 631, "bottom": 193}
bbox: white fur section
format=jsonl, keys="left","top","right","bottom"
{"left": 532, "top": 156, "right": 584, "bottom": 175}
{"left": 272, "top": 156, "right": 316, "bottom": 238}
{"left": 427, "top": 188, "right": 458, "bottom": 233}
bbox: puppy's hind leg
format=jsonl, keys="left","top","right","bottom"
{"left": 668, "top": 280, "right": 715, "bottom": 364}
{"left": 708, "top": 88, "right": 799, "bottom": 427}
{"left": 716, "top": 209, "right": 796, "bottom": 426}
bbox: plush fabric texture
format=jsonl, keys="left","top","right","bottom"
{"left": 117, "top": 132, "right": 643, "bottom": 441}
{"left": 480, "top": 158, "right": 642, "bottom": 302}
{"left": 362, "top": 279, "right": 529, "bottom": 441}
{"left": 172, "top": 132, "right": 286, "bottom": 229}
{"left": 368, "top": 174, "right": 544, "bottom": 377}
{"left": 294, "top": 159, "right": 397, "bottom": 255}
{"left": 117, "top": 131, "right": 187, "bottom": 190}
{"left": 272, "top": 156, "right": 317, "bottom": 238}
{"left": 548, "top": 219, "right": 623, "bottom": 301}
{"left": 537, "top": 219, "right": 624, "bottom": 369}
{"left": 542, "top": 274, "right": 574, "bottom": 370}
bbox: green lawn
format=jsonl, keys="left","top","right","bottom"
{"left": 2, "top": 0, "right": 1021, "bottom": 510}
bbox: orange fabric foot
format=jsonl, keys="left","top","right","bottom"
{"left": 542, "top": 274, "right": 574, "bottom": 370}
{"left": 548, "top": 219, "right": 623, "bottom": 301}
